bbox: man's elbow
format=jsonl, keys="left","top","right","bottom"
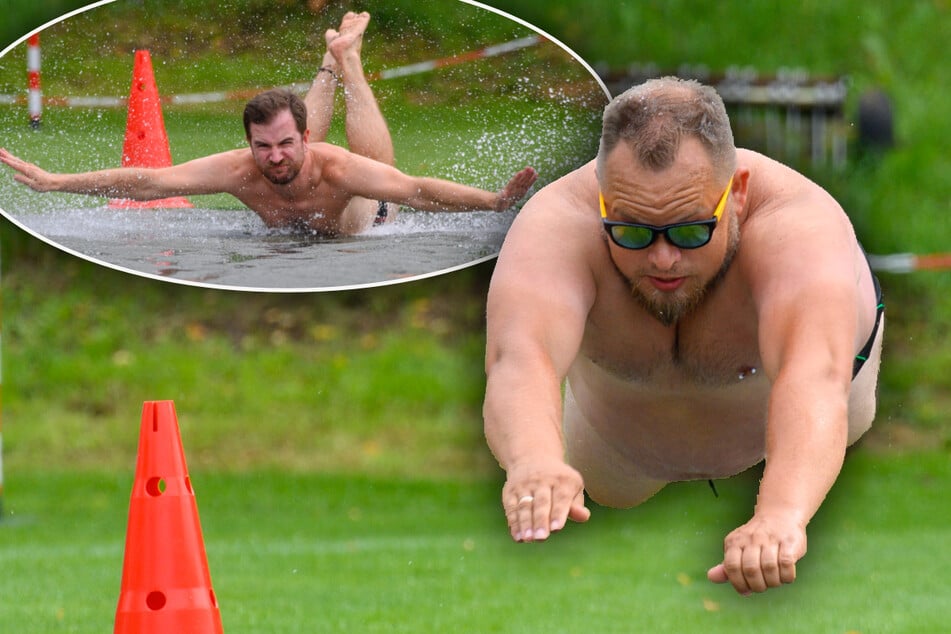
{"left": 484, "top": 339, "right": 506, "bottom": 377}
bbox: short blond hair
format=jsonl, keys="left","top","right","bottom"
{"left": 597, "top": 77, "right": 736, "bottom": 182}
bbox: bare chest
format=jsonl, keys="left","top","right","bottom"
{"left": 234, "top": 177, "right": 350, "bottom": 231}
{"left": 567, "top": 273, "right": 771, "bottom": 479}
{"left": 582, "top": 279, "right": 762, "bottom": 386}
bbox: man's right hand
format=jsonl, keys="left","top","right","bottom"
{"left": 502, "top": 459, "right": 591, "bottom": 542}
{"left": 0, "top": 148, "right": 57, "bottom": 192}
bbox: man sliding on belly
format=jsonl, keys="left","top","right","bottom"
{"left": 0, "top": 11, "right": 537, "bottom": 236}
{"left": 483, "top": 77, "right": 884, "bottom": 595}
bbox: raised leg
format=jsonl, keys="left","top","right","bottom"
{"left": 328, "top": 11, "right": 395, "bottom": 166}
{"left": 303, "top": 33, "right": 340, "bottom": 141}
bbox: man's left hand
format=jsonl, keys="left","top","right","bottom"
{"left": 495, "top": 166, "right": 537, "bottom": 211}
{"left": 706, "top": 511, "right": 807, "bottom": 595}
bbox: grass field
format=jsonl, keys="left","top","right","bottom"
{"left": 2, "top": 1, "right": 950, "bottom": 632}
{"left": 3, "top": 451, "right": 950, "bottom": 633}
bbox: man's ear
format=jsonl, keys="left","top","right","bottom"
{"left": 731, "top": 167, "right": 751, "bottom": 218}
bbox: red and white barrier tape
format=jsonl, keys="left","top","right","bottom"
{"left": 367, "top": 34, "right": 540, "bottom": 80}
{"left": 868, "top": 253, "right": 951, "bottom": 274}
{"left": 0, "top": 34, "right": 541, "bottom": 109}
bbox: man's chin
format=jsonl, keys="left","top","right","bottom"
{"left": 264, "top": 168, "right": 299, "bottom": 185}
{"left": 630, "top": 281, "right": 701, "bottom": 326}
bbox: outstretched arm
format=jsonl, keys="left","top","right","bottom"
{"left": 325, "top": 148, "right": 537, "bottom": 212}
{"left": 407, "top": 166, "right": 538, "bottom": 212}
{"left": 707, "top": 191, "right": 863, "bottom": 595}
{"left": 483, "top": 172, "right": 597, "bottom": 542}
{"left": 0, "top": 147, "right": 237, "bottom": 200}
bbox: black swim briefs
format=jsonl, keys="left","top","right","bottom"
{"left": 852, "top": 260, "right": 885, "bottom": 379}
{"left": 373, "top": 200, "right": 389, "bottom": 226}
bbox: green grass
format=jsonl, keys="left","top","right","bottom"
{"left": 3, "top": 451, "right": 950, "bottom": 633}
{"left": 1, "top": 247, "right": 499, "bottom": 476}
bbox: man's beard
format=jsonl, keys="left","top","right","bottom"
{"left": 629, "top": 219, "right": 740, "bottom": 326}
{"left": 264, "top": 165, "right": 301, "bottom": 185}
{"left": 261, "top": 158, "right": 303, "bottom": 185}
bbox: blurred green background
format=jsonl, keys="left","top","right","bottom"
{"left": 1, "top": 0, "right": 946, "bottom": 475}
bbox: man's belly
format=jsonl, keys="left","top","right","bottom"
{"left": 565, "top": 357, "right": 772, "bottom": 481}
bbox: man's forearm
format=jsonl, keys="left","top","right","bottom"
{"left": 404, "top": 176, "right": 498, "bottom": 213}
{"left": 755, "top": 380, "right": 850, "bottom": 524}
{"left": 483, "top": 356, "right": 567, "bottom": 470}
{"left": 54, "top": 168, "right": 170, "bottom": 200}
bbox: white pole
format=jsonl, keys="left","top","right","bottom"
{"left": 27, "top": 33, "right": 42, "bottom": 129}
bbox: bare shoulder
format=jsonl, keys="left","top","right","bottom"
{"left": 492, "top": 161, "right": 602, "bottom": 308}
{"left": 737, "top": 150, "right": 862, "bottom": 300}
{"left": 307, "top": 142, "right": 355, "bottom": 167}
{"left": 499, "top": 161, "right": 603, "bottom": 264}
{"left": 309, "top": 142, "right": 367, "bottom": 181}
{"left": 740, "top": 149, "right": 848, "bottom": 222}
{"left": 307, "top": 141, "right": 344, "bottom": 158}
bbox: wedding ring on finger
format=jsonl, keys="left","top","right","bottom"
{"left": 517, "top": 495, "right": 534, "bottom": 505}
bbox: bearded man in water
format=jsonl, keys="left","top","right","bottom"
{"left": 0, "top": 12, "right": 537, "bottom": 236}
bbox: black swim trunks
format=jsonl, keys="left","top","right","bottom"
{"left": 852, "top": 259, "right": 885, "bottom": 379}
{"left": 373, "top": 200, "right": 389, "bottom": 226}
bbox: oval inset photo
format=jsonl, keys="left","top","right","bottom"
{"left": 0, "top": 0, "right": 608, "bottom": 291}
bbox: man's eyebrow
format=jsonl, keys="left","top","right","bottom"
{"left": 611, "top": 201, "right": 704, "bottom": 224}
{"left": 253, "top": 137, "right": 295, "bottom": 146}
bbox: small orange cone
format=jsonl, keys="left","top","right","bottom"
{"left": 114, "top": 401, "right": 223, "bottom": 634}
{"left": 109, "top": 50, "right": 192, "bottom": 209}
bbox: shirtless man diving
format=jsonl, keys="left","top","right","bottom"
{"left": 0, "top": 12, "right": 537, "bottom": 236}
{"left": 483, "top": 77, "right": 884, "bottom": 595}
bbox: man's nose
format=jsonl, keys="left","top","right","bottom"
{"left": 647, "top": 236, "right": 682, "bottom": 271}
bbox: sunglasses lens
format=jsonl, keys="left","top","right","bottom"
{"left": 610, "top": 225, "right": 654, "bottom": 249}
{"left": 667, "top": 223, "right": 712, "bottom": 248}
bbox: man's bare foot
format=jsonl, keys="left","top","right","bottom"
{"left": 495, "top": 167, "right": 538, "bottom": 212}
{"left": 327, "top": 11, "right": 370, "bottom": 63}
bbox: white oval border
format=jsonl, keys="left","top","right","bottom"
{"left": 0, "top": 0, "right": 610, "bottom": 293}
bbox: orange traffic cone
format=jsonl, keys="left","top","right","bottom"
{"left": 109, "top": 50, "right": 192, "bottom": 209}
{"left": 114, "top": 401, "right": 223, "bottom": 634}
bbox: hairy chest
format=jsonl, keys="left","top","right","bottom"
{"left": 582, "top": 277, "right": 762, "bottom": 387}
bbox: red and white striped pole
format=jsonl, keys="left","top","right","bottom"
{"left": 27, "top": 34, "right": 42, "bottom": 129}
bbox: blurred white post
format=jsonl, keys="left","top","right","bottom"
{"left": 28, "top": 33, "right": 42, "bottom": 129}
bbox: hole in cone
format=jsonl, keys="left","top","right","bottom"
{"left": 145, "top": 477, "right": 166, "bottom": 497}
{"left": 210, "top": 589, "right": 218, "bottom": 608}
{"left": 185, "top": 476, "right": 194, "bottom": 494}
{"left": 146, "top": 591, "right": 167, "bottom": 611}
